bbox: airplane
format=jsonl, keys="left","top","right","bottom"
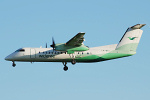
{"left": 5, "top": 24, "right": 145, "bottom": 71}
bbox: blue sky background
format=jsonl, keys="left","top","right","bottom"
{"left": 1, "top": 0, "right": 150, "bottom": 100}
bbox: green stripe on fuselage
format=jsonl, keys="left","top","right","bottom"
{"left": 116, "top": 43, "right": 138, "bottom": 52}
{"left": 100, "top": 53, "right": 133, "bottom": 60}
{"left": 76, "top": 51, "right": 134, "bottom": 62}
{"left": 76, "top": 55, "right": 103, "bottom": 62}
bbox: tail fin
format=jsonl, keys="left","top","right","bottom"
{"left": 116, "top": 24, "right": 146, "bottom": 53}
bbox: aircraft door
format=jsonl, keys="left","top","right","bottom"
{"left": 30, "top": 49, "right": 36, "bottom": 58}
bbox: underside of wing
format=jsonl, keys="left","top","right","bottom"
{"left": 66, "top": 32, "right": 85, "bottom": 46}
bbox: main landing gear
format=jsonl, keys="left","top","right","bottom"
{"left": 70, "top": 54, "right": 76, "bottom": 65}
{"left": 12, "top": 61, "right": 16, "bottom": 67}
{"left": 62, "top": 60, "right": 76, "bottom": 71}
{"left": 71, "top": 59, "right": 76, "bottom": 65}
{"left": 63, "top": 62, "right": 68, "bottom": 71}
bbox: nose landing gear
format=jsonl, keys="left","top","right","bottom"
{"left": 12, "top": 61, "right": 16, "bottom": 67}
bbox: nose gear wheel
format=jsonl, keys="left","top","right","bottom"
{"left": 12, "top": 61, "right": 16, "bottom": 67}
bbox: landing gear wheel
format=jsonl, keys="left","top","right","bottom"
{"left": 63, "top": 66, "right": 68, "bottom": 71}
{"left": 62, "top": 62, "right": 68, "bottom": 71}
{"left": 71, "top": 59, "right": 76, "bottom": 65}
{"left": 12, "top": 62, "right": 16, "bottom": 67}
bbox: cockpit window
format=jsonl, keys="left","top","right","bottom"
{"left": 15, "top": 48, "right": 25, "bottom": 52}
{"left": 19, "top": 49, "right": 25, "bottom": 52}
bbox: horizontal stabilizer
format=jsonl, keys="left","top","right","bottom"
{"left": 131, "top": 24, "right": 146, "bottom": 29}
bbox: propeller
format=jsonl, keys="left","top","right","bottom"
{"left": 46, "top": 43, "right": 47, "bottom": 48}
{"left": 50, "top": 37, "right": 55, "bottom": 50}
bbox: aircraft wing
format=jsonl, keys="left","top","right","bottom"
{"left": 66, "top": 32, "right": 85, "bottom": 46}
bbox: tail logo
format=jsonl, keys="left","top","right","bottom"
{"left": 128, "top": 37, "right": 137, "bottom": 40}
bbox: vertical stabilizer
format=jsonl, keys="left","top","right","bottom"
{"left": 116, "top": 24, "right": 145, "bottom": 53}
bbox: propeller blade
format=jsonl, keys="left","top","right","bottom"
{"left": 46, "top": 43, "right": 47, "bottom": 48}
{"left": 50, "top": 37, "right": 55, "bottom": 50}
{"left": 52, "top": 37, "right": 55, "bottom": 47}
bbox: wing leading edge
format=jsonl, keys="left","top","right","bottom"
{"left": 55, "top": 32, "right": 88, "bottom": 54}
{"left": 66, "top": 32, "right": 85, "bottom": 46}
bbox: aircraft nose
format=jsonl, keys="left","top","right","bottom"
{"left": 5, "top": 54, "right": 13, "bottom": 61}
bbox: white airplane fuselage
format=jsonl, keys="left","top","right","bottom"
{"left": 5, "top": 44, "right": 118, "bottom": 63}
